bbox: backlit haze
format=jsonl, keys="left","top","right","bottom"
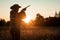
{"left": 0, "top": 0, "right": 60, "bottom": 21}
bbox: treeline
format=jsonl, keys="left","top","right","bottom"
{"left": 29, "top": 11, "right": 60, "bottom": 27}
{"left": 0, "top": 11, "right": 60, "bottom": 27}
{"left": 0, "top": 19, "right": 10, "bottom": 26}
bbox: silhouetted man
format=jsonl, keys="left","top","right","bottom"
{"left": 10, "top": 4, "right": 21, "bottom": 40}
{"left": 10, "top": 4, "right": 27, "bottom": 40}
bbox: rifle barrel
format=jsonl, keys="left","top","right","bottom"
{"left": 25, "top": 5, "right": 31, "bottom": 8}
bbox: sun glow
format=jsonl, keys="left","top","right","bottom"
{"left": 23, "top": 17, "right": 31, "bottom": 23}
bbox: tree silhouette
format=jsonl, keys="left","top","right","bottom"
{"left": 55, "top": 11, "right": 58, "bottom": 17}
{"left": 55, "top": 11, "right": 60, "bottom": 18}
{"left": 44, "top": 11, "right": 60, "bottom": 27}
{"left": 58, "top": 11, "right": 60, "bottom": 17}
{"left": 34, "top": 13, "right": 44, "bottom": 26}
{"left": 0, "top": 19, "right": 6, "bottom": 26}
{"left": 6, "top": 21, "right": 10, "bottom": 26}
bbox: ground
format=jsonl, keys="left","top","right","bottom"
{"left": 0, "top": 26, "right": 60, "bottom": 40}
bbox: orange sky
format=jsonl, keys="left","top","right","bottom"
{"left": 0, "top": 0, "right": 60, "bottom": 21}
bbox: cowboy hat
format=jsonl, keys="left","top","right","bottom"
{"left": 10, "top": 4, "right": 21, "bottom": 9}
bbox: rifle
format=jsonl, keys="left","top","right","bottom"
{"left": 19, "top": 5, "right": 30, "bottom": 18}
{"left": 21, "top": 5, "right": 31, "bottom": 11}
{"left": 24, "top": 5, "right": 30, "bottom": 9}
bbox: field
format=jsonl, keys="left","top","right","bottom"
{"left": 0, "top": 26, "right": 60, "bottom": 40}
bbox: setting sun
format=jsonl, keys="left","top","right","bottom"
{"left": 23, "top": 17, "right": 31, "bottom": 23}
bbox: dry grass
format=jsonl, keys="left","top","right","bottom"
{"left": 0, "top": 26, "right": 60, "bottom": 40}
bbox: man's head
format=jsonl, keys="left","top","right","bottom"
{"left": 10, "top": 4, "right": 21, "bottom": 10}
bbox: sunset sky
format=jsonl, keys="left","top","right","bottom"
{"left": 0, "top": 0, "right": 60, "bottom": 21}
